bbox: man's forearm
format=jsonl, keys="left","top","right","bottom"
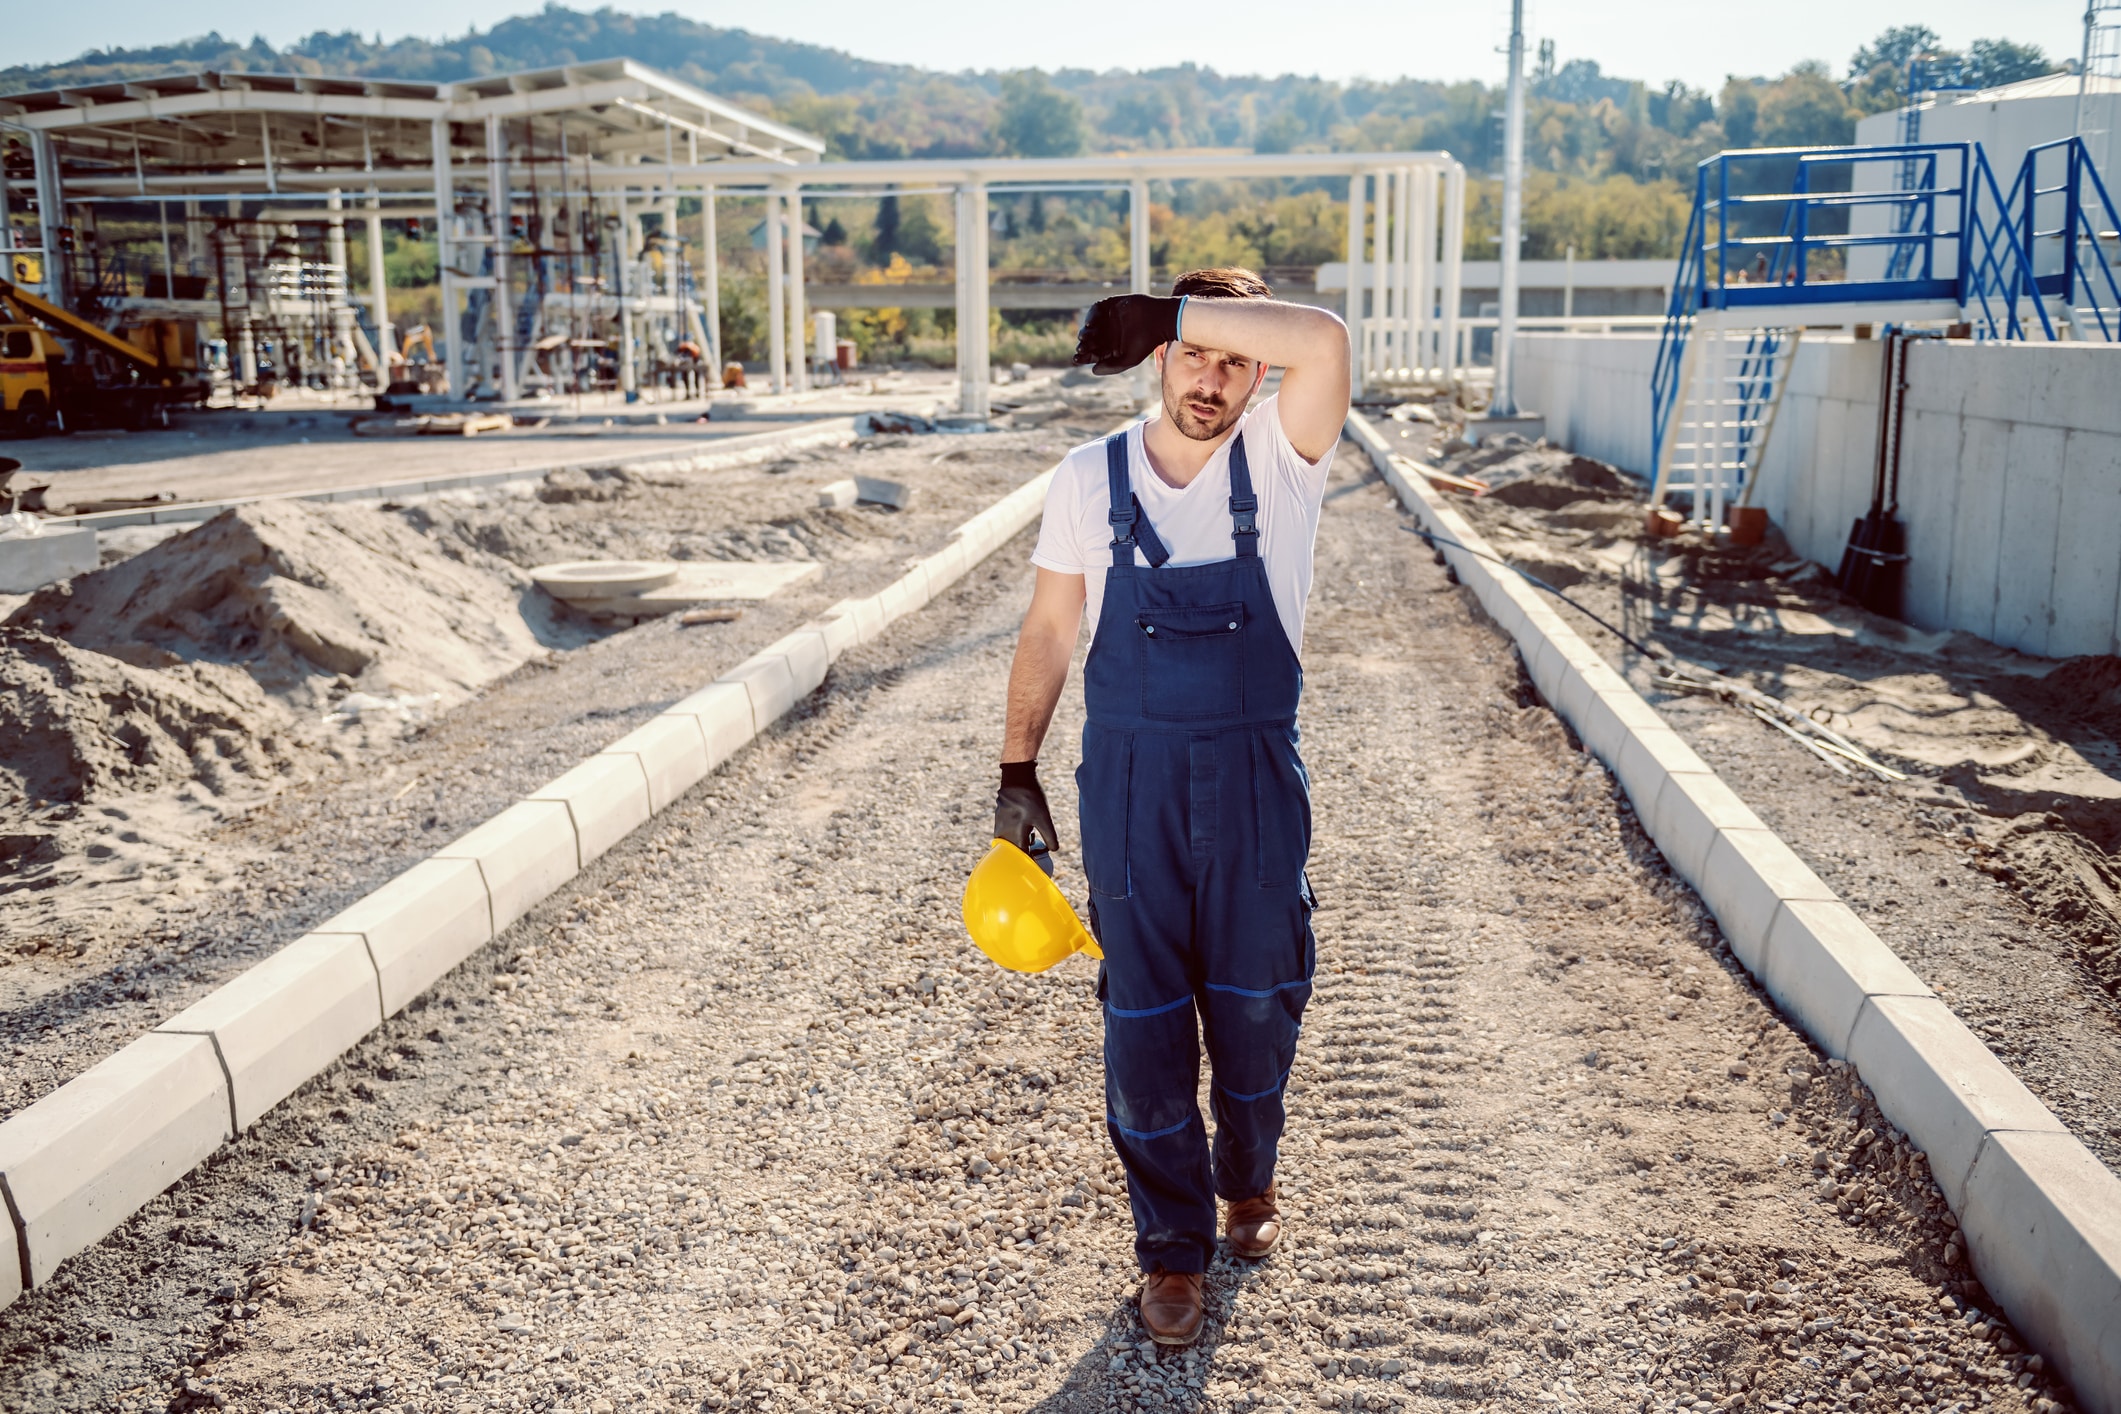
{"left": 1001, "top": 625, "right": 1074, "bottom": 762}
{"left": 1177, "top": 298, "right": 1348, "bottom": 375}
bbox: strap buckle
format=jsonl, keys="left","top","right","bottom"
{"left": 1107, "top": 504, "right": 1137, "bottom": 547}
{"left": 1229, "top": 493, "right": 1259, "bottom": 539}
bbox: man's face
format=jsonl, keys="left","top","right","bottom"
{"left": 1158, "top": 340, "right": 1266, "bottom": 442}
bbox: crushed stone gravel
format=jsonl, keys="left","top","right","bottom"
{"left": 0, "top": 434, "right": 2082, "bottom": 1414}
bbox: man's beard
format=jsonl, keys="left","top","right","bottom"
{"left": 1161, "top": 379, "right": 1245, "bottom": 442}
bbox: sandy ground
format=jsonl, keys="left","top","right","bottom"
{"left": 1398, "top": 422, "right": 2121, "bottom": 1181}
{"left": 3, "top": 374, "right": 965, "bottom": 511}
{"left": 0, "top": 436, "right": 2072, "bottom": 1413}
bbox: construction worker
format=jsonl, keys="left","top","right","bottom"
{"left": 994, "top": 268, "right": 1350, "bottom": 1344}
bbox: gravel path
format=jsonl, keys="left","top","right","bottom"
{"left": 0, "top": 443, "right": 2078, "bottom": 1413}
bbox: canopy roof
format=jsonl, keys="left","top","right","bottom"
{"left": 0, "top": 58, "right": 824, "bottom": 192}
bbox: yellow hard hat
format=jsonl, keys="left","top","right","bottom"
{"left": 961, "top": 839, "right": 1104, "bottom": 973}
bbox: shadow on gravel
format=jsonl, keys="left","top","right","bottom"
{"left": 1027, "top": 1255, "right": 1282, "bottom": 1413}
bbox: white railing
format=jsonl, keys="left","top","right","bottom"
{"left": 1360, "top": 314, "right": 1665, "bottom": 383}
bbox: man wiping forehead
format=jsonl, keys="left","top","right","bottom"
{"left": 989, "top": 267, "right": 1350, "bottom": 1343}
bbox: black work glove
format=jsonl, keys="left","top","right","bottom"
{"left": 1071, "top": 294, "right": 1183, "bottom": 375}
{"left": 994, "top": 761, "right": 1060, "bottom": 875}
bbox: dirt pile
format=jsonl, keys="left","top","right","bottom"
{"left": 5, "top": 500, "right": 550, "bottom": 711}
{"left": 0, "top": 627, "right": 301, "bottom": 810}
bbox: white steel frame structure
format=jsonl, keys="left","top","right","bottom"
{"left": 1, "top": 61, "right": 1465, "bottom": 413}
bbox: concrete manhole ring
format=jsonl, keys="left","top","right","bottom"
{"left": 530, "top": 560, "right": 680, "bottom": 599}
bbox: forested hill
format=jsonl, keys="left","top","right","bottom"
{"left": 2, "top": 7, "right": 2065, "bottom": 256}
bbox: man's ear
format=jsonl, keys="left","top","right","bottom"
{"left": 1250, "top": 364, "right": 1270, "bottom": 398}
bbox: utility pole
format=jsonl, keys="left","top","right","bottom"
{"left": 1491, "top": 0, "right": 1527, "bottom": 416}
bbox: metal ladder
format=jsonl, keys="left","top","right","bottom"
{"left": 1651, "top": 317, "right": 1801, "bottom": 530}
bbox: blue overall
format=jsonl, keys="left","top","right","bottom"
{"left": 1076, "top": 425, "right": 1316, "bottom": 1275}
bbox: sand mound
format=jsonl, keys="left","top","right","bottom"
{"left": 0, "top": 627, "right": 301, "bottom": 808}
{"left": 5, "top": 500, "right": 550, "bottom": 710}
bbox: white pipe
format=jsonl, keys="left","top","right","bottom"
{"left": 765, "top": 189, "right": 786, "bottom": 394}
{"left": 1564, "top": 243, "right": 1576, "bottom": 320}
{"left": 325, "top": 189, "right": 358, "bottom": 391}
{"left": 1370, "top": 169, "right": 1389, "bottom": 381}
{"left": 1493, "top": 0, "right": 1527, "bottom": 415}
{"left": 956, "top": 183, "right": 990, "bottom": 419}
{"left": 365, "top": 197, "right": 392, "bottom": 376}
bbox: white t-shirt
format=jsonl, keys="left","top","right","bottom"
{"left": 1030, "top": 395, "right": 1333, "bottom": 652}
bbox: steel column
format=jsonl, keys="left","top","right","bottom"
{"left": 1345, "top": 172, "right": 1367, "bottom": 394}
{"left": 1130, "top": 178, "right": 1152, "bottom": 295}
{"left": 765, "top": 189, "right": 787, "bottom": 394}
{"left": 1493, "top": 0, "right": 1527, "bottom": 412}
{"left": 700, "top": 183, "right": 722, "bottom": 386}
{"left": 1440, "top": 164, "right": 1466, "bottom": 388}
{"left": 956, "top": 183, "right": 990, "bottom": 419}
{"left": 433, "top": 117, "right": 462, "bottom": 398}
{"left": 365, "top": 200, "right": 392, "bottom": 380}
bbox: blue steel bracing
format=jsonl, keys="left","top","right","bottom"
{"left": 1649, "top": 170, "right": 1707, "bottom": 476}
{"left": 1962, "top": 147, "right": 2056, "bottom": 341}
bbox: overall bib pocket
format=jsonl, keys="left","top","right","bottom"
{"left": 1137, "top": 602, "right": 1246, "bottom": 721}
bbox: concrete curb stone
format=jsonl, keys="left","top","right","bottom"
{"left": 434, "top": 800, "right": 580, "bottom": 935}
{"left": 0, "top": 1033, "right": 232, "bottom": 1289}
{"left": 323, "top": 856, "right": 495, "bottom": 1016}
{"left": 0, "top": 1207, "right": 19, "bottom": 1307}
{"left": 665, "top": 682, "right": 755, "bottom": 769}
{"left": 528, "top": 754, "right": 654, "bottom": 868}
{"left": 600, "top": 714, "right": 712, "bottom": 813}
{"left": 1960, "top": 1129, "right": 2121, "bottom": 1399}
{"left": 156, "top": 933, "right": 385, "bottom": 1131}
{"left": 1346, "top": 409, "right": 2121, "bottom": 1412}
{"left": 1847, "top": 995, "right": 2069, "bottom": 1209}
{"left": 719, "top": 652, "right": 800, "bottom": 734}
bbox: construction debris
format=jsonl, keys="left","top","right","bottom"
{"left": 529, "top": 558, "right": 822, "bottom": 620}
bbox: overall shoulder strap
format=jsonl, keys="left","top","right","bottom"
{"left": 1105, "top": 429, "right": 1171, "bottom": 569}
{"left": 1227, "top": 429, "right": 1260, "bottom": 558}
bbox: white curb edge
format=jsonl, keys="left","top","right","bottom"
{"left": 1346, "top": 410, "right": 2121, "bottom": 1413}
{"left": 0, "top": 425, "right": 1091, "bottom": 1306}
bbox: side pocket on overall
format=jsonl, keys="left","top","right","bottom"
{"left": 1252, "top": 728, "right": 1314, "bottom": 889}
{"left": 1076, "top": 730, "right": 1133, "bottom": 899}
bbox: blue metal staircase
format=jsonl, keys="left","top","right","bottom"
{"left": 2008, "top": 136, "right": 2121, "bottom": 340}
{"left": 1650, "top": 140, "right": 2062, "bottom": 523}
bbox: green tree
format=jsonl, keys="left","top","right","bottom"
{"left": 996, "top": 71, "right": 1086, "bottom": 157}
{"left": 895, "top": 194, "right": 946, "bottom": 266}
{"left": 1757, "top": 63, "right": 1854, "bottom": 147}
{"left": 1966, "top": 39, "right": 2055, "bottom": 89}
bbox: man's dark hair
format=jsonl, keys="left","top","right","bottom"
{"left": 1171, "top": 267, "right": 1274, "bottom": 300}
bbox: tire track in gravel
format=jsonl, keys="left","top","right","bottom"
{"left": 0, "top": 439, "right": 2082, "bottom": 1414}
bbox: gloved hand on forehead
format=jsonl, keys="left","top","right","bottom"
{"left": 994, "top": 761, "right": 1060, "bottom": 876}
{"left": 1071, "top": 294, "right": 1184, "bottom": 376}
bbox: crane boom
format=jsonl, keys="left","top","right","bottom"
{"left": 0, "top": 278, "right": 162, "bottom": 372}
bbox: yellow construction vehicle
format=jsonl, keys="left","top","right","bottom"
{"left": 0, "top": 277, "right": 203, "bottom": 436}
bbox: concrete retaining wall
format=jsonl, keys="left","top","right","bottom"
{"left": 1511, "top": 332, "right": 2121, "bottom": 659}
{"left": 1348, "top": 411, "right": 2121, "bottom": 1412}
{"left": 0, "top": 431, "right": 1092, "bottom": 1308}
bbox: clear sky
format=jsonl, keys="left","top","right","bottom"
{"left": 10, "top": 0, "right": 2088, "bottom": 94}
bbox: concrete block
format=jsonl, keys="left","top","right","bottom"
{"left": 1554, "top": 654, "right": 1597, "bottom": 738}
{"left": 602, "top": 714, "right": 711, "bottom": 814}
{"left": 435, "top": 800, "right": 579, "bottom": 936}
{"left": 1846, "top": 994, "right": 2066, "bottom": 1207}
{"left": 1645, "top": 770, "right": 1768, "bottom": 886}
{"left": 0, "top": 527, "right": 98, "bottom": 594}
{"left": 0, "top": 1033, "right": 230, "bottom": 1288}
{"left": 1526, "top": 635, "right": 1569, "bottom": 709}
{"left": 157, "top": 932, "right": 383, "bottom": 1130}
{"left": 323, "top": 857, "right": 494, "bottom": 1015}
{"left": 1759, "top": 899, "right": 1933, "bottom": 1059}
{"left": 529, "top": 753, "right": 652, "bottom": 866}
{"left": 668, "top": 681, "right": 756, "bottom": 768}
{"left": 817, "top": 609, "right": 861, "bottom": 660}
{"left": 1894, "top": 407, "right": 1964, "bottom": 632}
{"left": 1573, "top": 686, "right": 1634, "bottom": 769}
{"left": 1992, "top": 422, "right": 2068, "bottom": 657}
{"left": 1613, "top": 728, "right": 1709, "bottom": 833}
{"left": 719, "top": 651, "right": 799, "bottom": 733}
{"left": 2048, "top": 429, "right": 2121, "bottom": 659}
{"left": 1946, "top": 416, "right": 2010, "bottom": 643}
{"left": 0, "top": 1205, "right": 18, "bottom": 1310}
{"left": 876, "top": 572, "right": 929, "bottom": 624}
{"left": 1694, "top": 827, "right": 1839, "bottom": 972}
{"left": 922, "top": 541, "right": 972, "bottom": 595}
{"left": 837, "top": 594, "right": 888, "bottom": 644}
{"left": 761, "top": 628, "right": 831, "bottom": 697}
{"left": 2029, "top": 343, "right": 2121, "bottom": 437}
{"left": 1959, "top": 1128, "right": 2121, "bottom": 1407}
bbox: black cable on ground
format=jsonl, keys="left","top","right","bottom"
{"left": 1403, "top": 524, "right": 1666, "bottom": 662}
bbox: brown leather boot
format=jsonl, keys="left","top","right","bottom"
{"left": 1225, "top": 1184, "right": 1281, "bottom": 1259}
{"left": 1139, "top": 1268, "right": 1204, "bottom": 1346}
